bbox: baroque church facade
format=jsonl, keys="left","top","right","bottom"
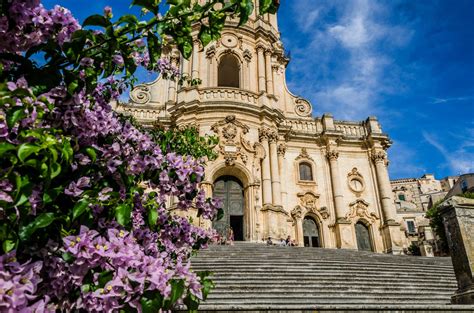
{"left": 116, "top": 1, "right": 405, "bottom": 254}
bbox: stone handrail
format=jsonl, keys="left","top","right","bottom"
{"left": 282, "top": 119, "right": 320, "bottom": 134}
{"left": 115, "top": 104, "right": 162, "bottom": 122}
{"left": 197, "top": 87, "right": 259, "bottom": 105}
{"left": 334, "top": 122, "right": 367, "bottom": 138}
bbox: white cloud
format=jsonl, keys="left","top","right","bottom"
{"left": 423, "top": 132, "right": 474, "bottom": 174}
{"left": 288, "top": 0, "right": 411, "bottom": 120}
{"left": 429, "top": 96, "right": 473, "bottom": 104}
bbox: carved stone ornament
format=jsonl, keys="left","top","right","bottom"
{"left": 258, "top": 127, "right": 277, "bottom": 142}
{"left": 205, "top": 45, "right": 216, "bottom": 59}
{"left": 346, "top": 199, "right": 379, "bottom": 224}
{"left": 277, "top": 143, "right": 286, "bottom": 156}
{"left": 291, "top": 205, "right": 303, "bottom": 220}
{"left": 221, "top": 33, "right": 239, "bottom": 48}
{"left": 347, "top": 167, "right": 366, "bottom": 196}
{"left": 371, "top": 150, "right": 387, "bottom": 164}
{"left": 130, "top": 85, "right": 151, "bottom": 104}
{"left": 211, "top": 115, "right": 261, "bottom": 167}
{"left": 326, "top": 149, "right": 339, "bottom": 161}
{"left": 243, "top": 49, "right": 252, "bottom": 62}
{"left": 296, "top": 147, "right": 314, "bottom": 161}
{"left": 297, "top": 191, "right": 329, "bottom": 220}
{"left": 294, "top": 98, "right": 312, "bottom": 117}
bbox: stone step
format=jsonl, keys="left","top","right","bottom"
{"left": 192, "top": 264, "right": 454, "bottom": 274}
{"left": 212, "top": 281, "right": 457, "bottom": 288}
{"left": 193, "top": 271, "right": 455, "bottom": 281}
{"left": 206, "top": 289, "right": 454, "bottom": 296}
{"left": 190, "top": 243, "right": 471, "bottom": 311}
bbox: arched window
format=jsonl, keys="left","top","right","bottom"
{"left": 299, "top": 162, "right": 313, "bottom": 181}
{"left": 218, "top": 54, "right": 240, "bottom": 88}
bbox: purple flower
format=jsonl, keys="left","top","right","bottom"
{"left": 80, "top": 57, "right": 94, "bottom": 67}
{"left": 103, "top": 6, "right": 113, "bottom": 18}
{"left": 112, "top": 54, "right": 124, "bottom": 67}
{"left": 65, "top": 176, "right": 90, "bottom": 197}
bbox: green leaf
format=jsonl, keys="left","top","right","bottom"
{"left": 7, "top": 107, "right": 26, "bottom": 128}
{"left": 215, "top": 208, "right": 224, "bottom": 221}
{"left": 117, "top": 14, "right": 139, "bottom": 26}
{"left": 238, "top": 0, "right": 254, "bottom": 26}
{"left": 140, "top": 291, "right": 163, "bottom": 313}
{"left": 183, "top": 293, "right": 199, "bottom": 311}
{"left": 259, "top": 0, "right": 279, "bottom": 14}
{"left": 50, "top": 162, "right": 61, "bottom": 179}
{"left": 198, "top": 26, "right": 212, "bottom": 47}
{"left": 72, "top": 198, "right": 90, "bottom": 220}
{"left": 147, "top": 207, "right": 158, "bottom": 228}
{"left": 0, "top": 142, "right": 16, "bottom": 157}
{"left": 98, "top": 270, "right": 114, "bottom": 287}
{"left": 83, "top": 14, "right": 110, "bottom": 28}
{"left": 62, "top": 252, "right": 74, "bottom": 263}
{"left": 166, "top": 279, "right": 185, "bottom": 306}
{"left": 17, "top": 143, "right": 41, "bottom": 162}
{"left": 85, "top": 147, "right": 97, "bottom": 162}
{"left": 2, "top": 239, "right": 16, "bottom": 253}
{"left": 115, "top": 203, "right": 132, "bottom": 226}
{"left": 132, "top": 0, "right": 159, "bottom": 15}
{"left": 19, "top": 212, "right": 56, "bottom": 241}
{"left": 62, "top": 140, "right": 74, "bottom": 163}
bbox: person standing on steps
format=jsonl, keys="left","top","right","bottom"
{"left": 226, "top": 227, "right": 234, "bottom": 246}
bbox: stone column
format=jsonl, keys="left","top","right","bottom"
{"left": 259, "top": 128, "right": 272, "bottom": 206}
{"left": 265, "top": 49, "right": 273, "bottom": 94}
{"left": 257, "top": 46, "right": 266, "bottom": 93}
{"left": 326, "top": 149, "right": 345, "bottom": 221}
{"left": 269, "top": 134, "right": 282, "bottom": 207}
{"left": 371, "top": 149, "right": 403, "bottom": 254}
{"left": 191, "top": 40, "right": 200, "bottom": 80}
{"left": 371, "top": 150, "right": 397, "bottom": 223}
{"left": 277, "top": 143, "right": 287, "bottom": 209}
{"left": 440, "top": 196, "right": 474, "bottom": 304}
{"left": 326, "top": 148, "right": 354, "bottom": 249}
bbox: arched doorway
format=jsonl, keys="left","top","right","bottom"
{"left": 355, "top": 221, "right": 373, "bottom": 251}
{"left": 213, "top": 176, "right": 244, "bottom": 241}
{"left": 303, "top": 216, "right": 321, "bottom": 247}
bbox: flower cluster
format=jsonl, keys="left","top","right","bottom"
{"left": 0, "top": 1, "right": 222, "bottom": 311}
{"left": 0, "top": 251, "right": 47, "bottom": 312}
{"left": 0, "top": 0, "right": 80, "bottom": 55}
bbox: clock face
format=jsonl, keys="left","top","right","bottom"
{"left": 350, "top": 179, "right": 363, "bottom": 192}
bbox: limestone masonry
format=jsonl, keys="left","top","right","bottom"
{"left": 117, "top": 0, "right": 431, "bottom": 254}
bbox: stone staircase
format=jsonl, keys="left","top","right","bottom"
{"left": 190, "top": 243, "right": 474, "bottom": 312}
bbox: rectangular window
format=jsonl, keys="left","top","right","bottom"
{"left": 406, "top": 220, "right": 416, "bottom": 234}
{"left": 398, "top": 194, "right": 406, "bottom": 201}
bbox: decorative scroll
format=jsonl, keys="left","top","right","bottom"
{"left": 294, "top": 98, "right": 312, "bottom": 117}
{"left": 130, "top": 85, "right": 151, "bottom": 104}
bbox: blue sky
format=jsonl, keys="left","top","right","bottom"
{"left": 44, "top": 0, "right": 474, "bottom": 179}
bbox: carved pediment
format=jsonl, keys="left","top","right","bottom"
{"left": 211, "top": 115, "right": 257, "bottom": 166}
{"left": 295, "top": 147, "right": 314, "bottom": 162}
{"left": 295, "top": 191, "right": 329, "bottom": 220}
{"left": 346, "top": 199, "right": 379, "bottom": 224}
